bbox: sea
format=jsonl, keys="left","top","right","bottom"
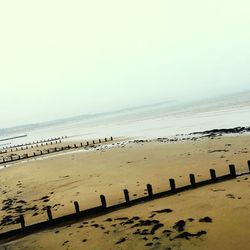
{"left": 1, "top": 91, "right": 250, "bottom": 148}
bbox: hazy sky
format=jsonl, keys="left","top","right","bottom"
{"left": 0, "top": 0, "right": 250, "bottom": 128}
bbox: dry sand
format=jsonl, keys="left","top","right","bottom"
{"left": 1, "top": 176, "right": 250, "bottom": 250}
{"left": 0, "top": 133, "right": 250, "bottom": 249}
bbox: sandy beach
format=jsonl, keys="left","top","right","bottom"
{"left": 2, "top": 0, "right": 250, "bottom": 248}
{"left": 2, "top": 175, "right": 250, "bottom": 250}
{"left": 0, "top": 132, "right": 250, "bottom": 249}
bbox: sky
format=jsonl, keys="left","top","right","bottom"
{"left": 0, "top": 0, "right": 250, "bottom": 128}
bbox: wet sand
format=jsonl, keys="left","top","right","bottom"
{"left": 0, "top": 133, "right": 250, "bottom": 249}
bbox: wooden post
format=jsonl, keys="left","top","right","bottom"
{"left": 189, "top": 174, "right": 196, "bottom": 187}
{"left": 74, "top": 201, "right": 80, "bottom": 213}
{"left": 210, "top": 169, "right": 216, "bottom": 181}
{"left": 111, "top": 136, "right": 113, "bottom": 141}
{"left": 229, "top": 164, "right": 236, "bottom": 178}
{"left": 33, "top": 152, "right": 36, "bottom": 156}
{"left": 46, "top": 206, "right": 53, "bottom": 220}
{"left": 92, "top": 140, "right": 95, "bottom": 144}
{"left": 248, "top": 160, "right": 250, "bottom": 172}
{"left": 80, "top": 143, "right": 83, "bottom": 147}
{"left": 147, "top": 184, "right": 153, "bottom": 197}
{"left": 169, "top": 178, "right": 176, "bottom": 192}
{"left": 123, "top": 189, "right": 130, "bottom": 203}
{"left": 99, "top": 139, "right": 101, "bottom": 143}
{"left": 86, "top": 141, "right": 89, "bottom": 146}
{"left": 100, "top": 195, "right": 107, "bottom": 209}
{"left": 20, "top": 215, "right": 25, "bottom": 229}
{"left": 105, "top": 138, "right": 107, "bottom": 142}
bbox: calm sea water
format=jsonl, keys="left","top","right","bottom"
{"left": 1, "top": 91, "right": 250, "bottom": 147}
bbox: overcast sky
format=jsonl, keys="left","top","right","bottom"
{"left": 0, "top": 0, "right": 249, "bottom": 128}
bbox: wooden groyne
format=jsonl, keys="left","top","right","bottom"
{"left": 0, "top": 136, "right": 67, "bottom": 153}
{"left": 0, "top": 137, "right": 114, "bottom": 165}
{"left": 0, "top": 161, "right": 249, "bottom": 242}
{"left": 0, "top": 134, "right": 27, "bottom": 142}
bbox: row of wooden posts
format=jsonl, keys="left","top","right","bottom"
{"left": 0, "top": 136, "right": 66, "bottom": 154}
{"left": 16, "top": 161, "right": 250, "bottom": 231}
{"left": 0, "top": 137, "right": 113, "bottom": 164}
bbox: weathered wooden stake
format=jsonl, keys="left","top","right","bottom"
{"left": 147, "top": 184, "right": 153, "bottom": 196}
{"left": 111, "top": 136, "right": 113, "bottom": 141}
{"left": 210, "top": 169, "right": 216, "bottom": 181}
{"left": 105, "top": 138, "right": 107, "bottom": 142}
{"left": 100, "top": 195, "right": 107, "bottom": 209}
{"left": 20, "top": 215, "right": 25, "bottom": 229}
{"left": 93, "top": 140, "right": 95, "bottom": 144}
{"left": 229, "top": 164, "right": 236, "bottom": 178}
{"left": 248, "top": 160, "right": 250, "bottom": 172}
{"left": 46, "top": 206, "right": 53, "bottom": 220}
{"left": 189, "top": 174, "right": 196, "bottom": 187}
{"left": 80, "top": 143, "right": 83, "bottom": 147}
{"left": 169, "top": 178, "right": 176, "bottom": 192}
{"left": 86, "top": 141, "right": 89, "bottom": 146}
{"left": 123, "top": 189, "right": 130, "bottom": 203}
{"left": 74, "top": 201, "right": 80, "bottom": 213}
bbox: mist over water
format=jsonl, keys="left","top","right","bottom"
{"left": 1, "top": 91, "right": 250, "bottom": 147}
